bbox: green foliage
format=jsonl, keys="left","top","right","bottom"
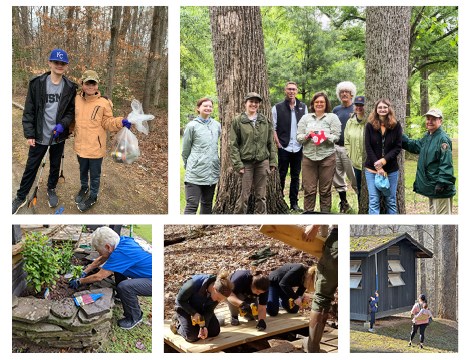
{"left": 70, "top": 265, "right": 84, "bottom": 281}
{"left": 55, "top": 240, "right": 75, "bottom": 274}
{"left": 22, "top": 232, "right": 60, "bottom": 293}
{"left": 132, "top": 225, "right": 152, "bottom": 243}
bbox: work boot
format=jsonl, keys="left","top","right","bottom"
{"left": 75, "top": 187, "right": 89, "bottom": 204}
{"left": 339, "top": 200, "right": 351, "bottom": 214}
{"left": 47, "top": 188, "right": 59, "bottom": 208}
{"left": 230, "top": 316, "right": 240, "bottom": 326}
{"left": 302, "top": 309, "right": 328, "bottom": 353}
{"left": 77, "top": 195, "right": 97, "bottom": 212}
{"left": 291, "top": 204, "right": 303, "bottom": 212}
{"left": 170, "top": 313, "right": 179, "bottom": 334}
{"left": 118, "top": 311, "right": 143, "bottom": 330}
{"left": 12, "top": 197, "right": 27, "bottom": 214}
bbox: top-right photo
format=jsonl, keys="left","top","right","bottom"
{"left": 180, "top": 6, "right": 458, "bottom": 215}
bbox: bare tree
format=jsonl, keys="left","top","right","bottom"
{"left": 106, "top": 6, "right": 122, "bottom": 99}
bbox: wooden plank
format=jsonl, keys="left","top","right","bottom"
{"left": 164, "top": 307, "right": 309, "bottom": 353}
{"left": 258, "top": 225, "right": 325, "bottom": 257}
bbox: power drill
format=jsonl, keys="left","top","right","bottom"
{"left": 289, "top": 296, "right": 311, "bottom": 310}
{"left": 239, "top": 303, "right": 258, "bottom": 317}
{"left": 191, "top": 315, "right": 205, "bottom": 327}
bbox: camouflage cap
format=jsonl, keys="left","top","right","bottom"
{"left": 424, "top": 108, "right": 443, "bottom": 119}
{"left": 244, "top": 92, "right": 263, "bottom": 103}
{"left": 81, "top": 70, "right": 100, "bottom": 84}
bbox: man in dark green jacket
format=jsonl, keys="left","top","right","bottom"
{"left": 402, "top": 108, "right": 456, "bottom": 214}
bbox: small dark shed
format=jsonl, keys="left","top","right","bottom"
{"left": 350, "top": 232, "right": 433, "bottom": 321}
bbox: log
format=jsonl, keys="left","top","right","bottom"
{"left": 259, "top": 225, "right": 325, "bottom": 258}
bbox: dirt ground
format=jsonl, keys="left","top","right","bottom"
{"left": 12, "top": 99, "right": 168, "bottom": 214}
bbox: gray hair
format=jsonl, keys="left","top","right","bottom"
{"left": 92, "top": 226, "right": 120, "bottom": 252}
{"left": 336, "top": 81, "right": 357, "bottom": 102}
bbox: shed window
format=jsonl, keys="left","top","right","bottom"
{"left": 388, "top": 273, "right": 405, "bottom": 287}
{"left": 388, "top": 260, "right": 405, "bottom": 272}
{"left": 350, "top": 260, "right": 362, "bottom": 273}
{"left": 350, "top": 275, "right": 362, "bottom": 289}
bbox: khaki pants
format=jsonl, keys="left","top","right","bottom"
{"left": 333, "top": 145, "right": 357, "bottom": 194}
{"left": 429, "top": 197, "right": 453, "bottom": 214}
{"left": 302, "top": 153, "right": 336, "bottom": 213}
{"left": 234, "top": 159, "right": 269, "bottom": 214}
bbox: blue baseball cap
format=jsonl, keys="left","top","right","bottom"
{"left": 49, "top": 48, "right": 69, "bottom": 64}
{"left": 354, "top": 96, "right": 365, "bottom": 105}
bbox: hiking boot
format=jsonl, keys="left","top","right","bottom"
{"left": 170, "top": 313, "right": 179, "bottom": 334}
{"left": 75, "top": 187, "right": 89, "bottom": 204}
{"left": 47, "top": 188, "right": 59, "bottom": 208}
{"left": 291, "top": 204, "right": 303, "bottom": 212}
{"left": 12, "top": 197, "right": 27, "bottom": 214}
{"left": 231, "top": 316, "right": 240, "bottom": 326}
{"left": 118, "top": 312, "right": 143, "bottom": 330}
{"left": 339, "top": 200, "right": 351, "bottom": 213}
{"left": 77, "top": 195, "right": 97, "bottom": 212}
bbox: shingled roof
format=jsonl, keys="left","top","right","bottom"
{"left": 350, "top": 232, "right": 433, "bottom": 258}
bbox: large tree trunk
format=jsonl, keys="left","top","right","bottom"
{"left": 85, "top": 7, "right": 94, "bottom": 67}
{"left": 439, "top": 225, "right": 457, "bottom": 320}
{"left": 433, "top": 224, "right": 440, "bottom": 316}
{"left": 152, "top": 7, "right": 168, "bottom": 112}
{"left": 420, "top": 64, "right": 429, "bottom": 115}
{"left": 106, "top": 6, "right": 122, "bottom": 100}
{"left": 360, "top": 6, "right": 411, "bottom": 214}
{"left": 209, "top": 6, "right": 287, "bottom": 214}
{"left": 416, "top": 225, "right": 427, "bottom": 295}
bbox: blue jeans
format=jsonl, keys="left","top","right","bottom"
{"left": 365, "top": 170, "right": 399, "bottom": 214}
{"left": 266, "top": 283, "right": 299, "bottom": 316}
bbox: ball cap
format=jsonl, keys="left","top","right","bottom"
{"left": 81, "top": 70, "right": 100, "bottom": 84}
{"left": 354, "top": 96, "right": 365, "bottom": 105}
{"left": 49, "top": 48, "right": 69, "bottom": 64}
{"left": 424, "top": 108, "right": 443, "bottom": 119}
{"left": 244, "top": 92, "right": 263, "bottom": 102}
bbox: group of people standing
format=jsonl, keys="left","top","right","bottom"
{"left": 182, "top": 81, "right": 456, "bottom": 215}
{"left": 12, "top": 48, "right": 132, "bottom": 214}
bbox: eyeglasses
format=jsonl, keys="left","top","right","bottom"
{"left": 52, "top": 61, "right": 67, "bottom": 66}
{"left": 286, "top": 88, "right": 298, "bottom": 91}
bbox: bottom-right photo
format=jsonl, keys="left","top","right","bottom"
{"left": 349, "top": 225, "right": 458, "bottom": 353}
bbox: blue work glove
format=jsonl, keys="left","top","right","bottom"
{"left": 122, "top": 119, "right": 131, "bottom": 129}
{"left": 256, "top": 319, "right": 266, "bottom": 331}
{"left": 80, "top": 271, "right": 88, "bottom": 278}
{"left": 69, "top": 279, "right": 81, "bottom": 289}
{"left": 53, "top": 124, "right": 64, "bottom": 138}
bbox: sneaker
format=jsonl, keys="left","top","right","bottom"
{"left": 77, "top": 195, "right": 97, "bottom": 212}
{"left": 339, "top": 200, "right": 351, "bottom": 214}
{"left": 408, "top": 341, "right": 412, "bottom": 347}
{"left": 47, "top": 188, "right": 59, "bottom": 208}
{"left": 75, "top": 187, "right": 89, "bottom": 204}
{"left": 291, "top": 204, "right": 303, "bottom": 212}
{"left": 419, "top": 343, "right": 423, "bottom": 349}
{"left": 368, "top": 328, "right": 375, "bottom": 333}
{"left": 12, "top": 197, "right": 27, "bottom": 214}
{"left": 170, "top": 313, "right": 179, "bottom": 334}
{"left": 118, "top": 312, "right": 143, "bottom": 330}
{"left": 231, "top": 316, "right": 240, "bottom": 326}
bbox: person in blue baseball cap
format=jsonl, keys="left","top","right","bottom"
{"left": 12, "top": 48, "right": 77, "bottom": 214}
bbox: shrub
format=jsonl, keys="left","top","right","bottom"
{"left": 55, "top": 240, "right": 75, "bottom": 274}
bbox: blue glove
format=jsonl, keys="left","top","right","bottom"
{"left": 69, "top": 279, "right": 81, "bottom": 289}
{"left": 53, "top": 124, "right": 64, "bottom": 138}
{"left": 80, "top": 271, "right": 88, "bottom": 278}
{"left": 122, "top": 119, "right": 131, "bottom": 129}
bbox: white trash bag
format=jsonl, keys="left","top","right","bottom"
{"left": 110, "top": 99, "right": 154, "bottom": 164}
{"left": 127, "top": 99, "right": 155, "bottom": 135}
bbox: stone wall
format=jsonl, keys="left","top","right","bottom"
{"left": 13, "top": 288, "right": 114, "bottom": 350}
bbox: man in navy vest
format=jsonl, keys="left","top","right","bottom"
{"left": 272, "top": 81, "right": 307, "bottom": 212}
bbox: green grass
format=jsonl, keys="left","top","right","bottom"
{"left": 132, "top": 225, "right": 152, "bottom": 243}
{"left": 99, "top": 296, "right": 152, "bottom": 353}
{"left": 350, "top": 317, "right": 457, "bottom": 353}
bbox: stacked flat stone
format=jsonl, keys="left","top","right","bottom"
{"left": 12, "top": 288, "right": 114, "bottom": 350}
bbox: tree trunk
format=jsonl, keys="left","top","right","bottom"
{"left": 106, "top": 6, "right": 122, "bottom": 100}
{"left": 420, "top": 64, "right": 429, "bottom": 115}
{"left": 65, "top": 6, "right": 76, "bottom": 53}
{"left": 127, "top": 6, "right": 140, "bottom": 80}
{"left": 85, "top": 6, "right": 94, "bottom": 66}
{"left": 433, "top": 224, "right": 440, "bottom": 316}
{"left": 439, "top": 225, "right": 457, "bottom": 320}
{"left": 416, "top": 225, "right": 427, "bottom": 296}
{"left": 152, "top": 7, "right": 168, "bottom": 112}
{"left": 143, "top": 6, "right": 161, "bottom": 114}
{"left": 360, "top": 6, "right": 411, "bottom": 214}
{"left": 209, "top": 6, "right": 287, "bottom": 214}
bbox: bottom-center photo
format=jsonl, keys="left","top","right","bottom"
{"left": 163, "top": 224, "right": 338, "bottom": 353}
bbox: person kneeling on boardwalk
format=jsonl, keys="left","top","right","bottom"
{"left": 227, "top": 269, "right": 270, "bottom": 331}
{"left": 171, "top": 272, "right": 233, "bottom": 342}
{"left": 267, "top": 263, "right": 316, "bottom": 316}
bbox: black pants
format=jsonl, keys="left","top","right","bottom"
{"left": 77, "top": 156, "right": 103, "bottom": 198}
{"left": 175, "top": 307, "right": 220, "bottom": 342}
{"left": 184, "top": 182, "right": 216, "bottom": 214}
{"left": 370, "top": 311, "right": 376, "bottom": 328}
{"left": 266, "top": 282, "right": 299, "bottom": 316}
{"left": 16, "top": 141, "right": 65, "bottom": 200}
{"left": 115, "top": 273, "right": 152, "bottom": 322}
{"left": 410, "top": 323, "right": 428, "bottom": 343}
{"left": 278, "top": 148, "right": 302, "bottom": 206}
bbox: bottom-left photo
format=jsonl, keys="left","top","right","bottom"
{"left": 12, "top": 224, "right": 152, "bottom": 353}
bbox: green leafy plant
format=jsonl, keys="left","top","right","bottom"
{"left": 55, "top": 240, "right": 75, "bottom": 274}
{"left": 22, "top": 232, "right": 60, "bottom": 293}
{"left": 70, "top": 265, "right": 84, "bottom": 281}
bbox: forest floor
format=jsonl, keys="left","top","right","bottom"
{"left": 350, "top": 314, "right": 458, "bottom": 353}
{"left": 12, "top": 94, "right": 168, "bottom": 215}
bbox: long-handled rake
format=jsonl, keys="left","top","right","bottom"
{"left": 58, "top": 146, "right": 65, "bottom": 183}
{"left": 28, "top": 133, "right": 54, "bottom": 209}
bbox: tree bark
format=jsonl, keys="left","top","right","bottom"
{"left": 433, "top": 224, "right": 440, "bottom": 316}
{"left": 106, "top": 6, "right": 122, "bottom": 100}
{"left": 360, "top": 6, "right": 411, "bottom": 214}
{"left": 416, "top": 225, "right": 426, "bottom": 296}
{"left": 152, "top": 7, "right": 168, "bottom": 112}
{"left": 420, "top": 64, "right": 429, "bottom": 115}
{"left": 85, "top": 7, "right": 94, "bottom": 67}
{"left": 209, "top": 6, "right": 287, "bottom": 214}
{"left": 439, "top": 225, "right": 457, "bottom": 320}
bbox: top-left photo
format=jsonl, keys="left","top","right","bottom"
{"left": 12, "top": 6, "right": 168, "bottom": 215}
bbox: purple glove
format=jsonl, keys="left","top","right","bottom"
{"left": 53, "top": 124, "right": 64, "bottom": 138}
{"left": 122, "top": 119, "right": 131, "bottom": 129}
